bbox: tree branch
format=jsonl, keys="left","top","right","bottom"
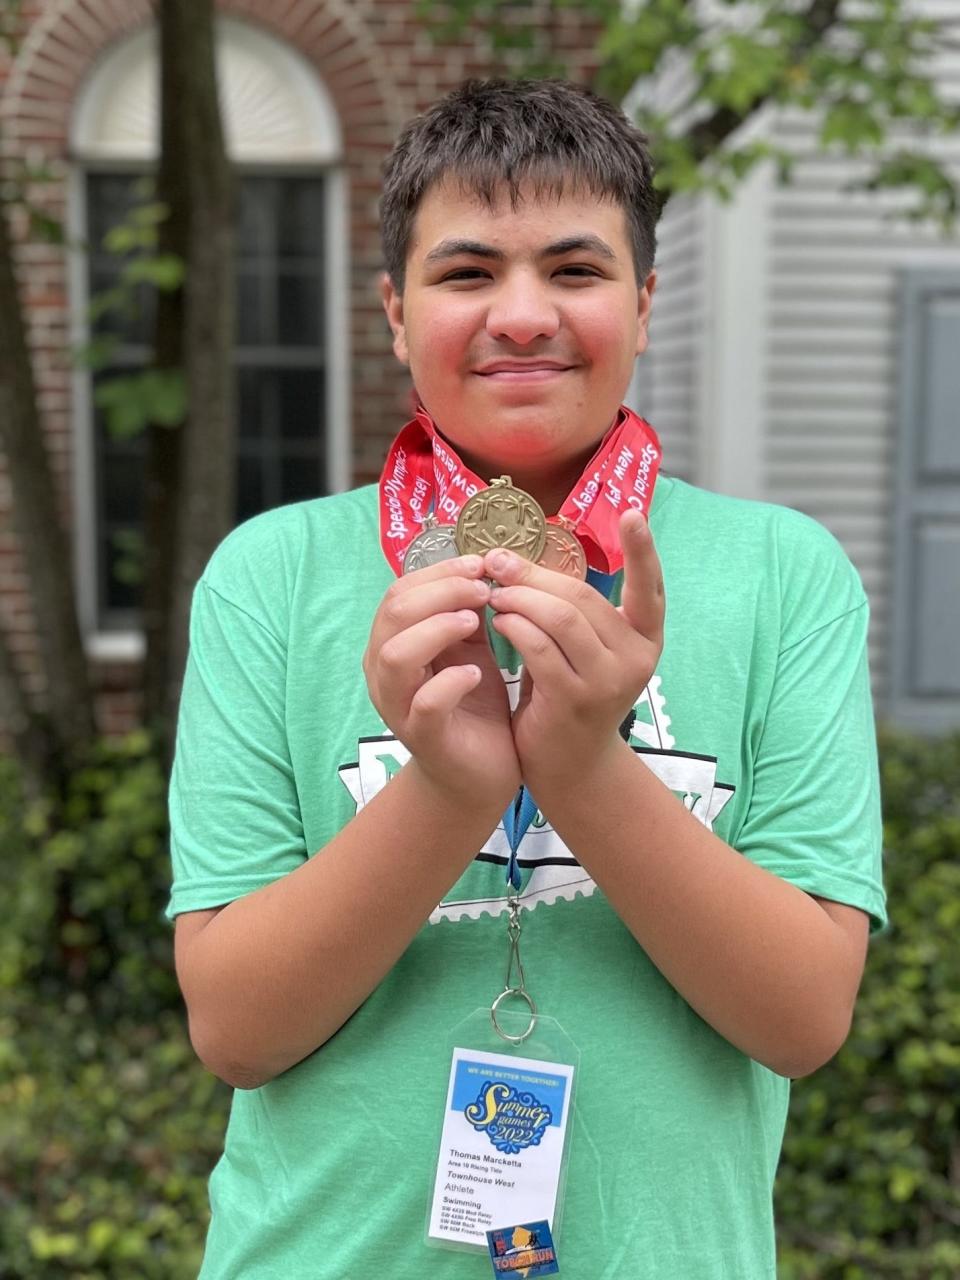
{"left": 0, "top": 182, "right": 95, "bottom": 765}
{"left": 0, "top": 603, "right": 53, "bottom": 795}
{"left": 684, "top": 0, "right": 843, "bottom": 163}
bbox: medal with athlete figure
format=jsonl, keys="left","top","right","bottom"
{"left": 455, "top": 476, "right": 547, "bottom": 563}
{"left": 537, "top": 515, "right": 587, "bottom": 580}
{"left": 402, "top": 514, "right": 459, "bottom": 574}
{"left": 379, "top": 406, "right": 662, "bottom": 578}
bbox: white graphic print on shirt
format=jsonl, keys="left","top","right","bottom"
{"left": 337, "top": 673, "right": 734, "bottom": 923}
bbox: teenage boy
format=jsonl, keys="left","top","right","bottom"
{"left": 169, "top": 79, "right": 886, "bottom": 1278}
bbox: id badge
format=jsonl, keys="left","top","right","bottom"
{"left": 425, "top": 1007, "right": 579, "bottom": 1257}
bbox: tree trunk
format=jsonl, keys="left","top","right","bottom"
{"left": 144, "top": 0, "right": 235, "bottom": 754}
{"left": 140, "top": 12, "right": 190, "bottom": 734}
{"left": 0, "top": 605, "right": 53, "bottom": 794}
{"left": 0, "top": 185, "right": 95, "bottom": 768}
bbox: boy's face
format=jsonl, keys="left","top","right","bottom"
{"left": 381, "top": 178, "right": 655, "bottom": 506}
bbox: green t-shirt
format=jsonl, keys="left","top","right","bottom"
{"left": 168, "top": 475, "right": 886, "bottom": 1279}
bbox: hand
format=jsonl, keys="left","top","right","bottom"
{"left": 363, "top": 555, "right": 521, "bottom": 808}
{"left": 483, "top": 509, "right": 664, "bottom": 792}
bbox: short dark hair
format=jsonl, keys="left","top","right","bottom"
{"left": 380, "top": 78, "right": 658, "bottom": 290}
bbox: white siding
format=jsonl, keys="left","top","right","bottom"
{"left": 630, "top": 0, "right": 960, "bottom": 709}
{"left": 638, "top": 194, "right": 704, "bottom": 483}
{"left": 763, "top": 1, "right": 960, "bottom": 702}
{"left": 626, "top": 31, "right": 708, "bottom": 483}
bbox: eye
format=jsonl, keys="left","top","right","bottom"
{"left": 556, "top": 264, "right": 601, "bottom": 278}
{"left": 440, "top": 267, "right": 491, "bottom": 282}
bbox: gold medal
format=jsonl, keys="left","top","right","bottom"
{"left": 402, "top": 514, "right": 459, "bottom": 574}
{"left": 537, "top": 517, "right": 587, "bottom": 580}
{"left": 455, "top": 476, "right": 547, "bottom": 563}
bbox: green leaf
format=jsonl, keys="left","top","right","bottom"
{"left": 121, "top": 254, "right": 185, "bottom": 291}
{"left": 888, "top": 1166, "right": 920, "bottom": 1202}
{"left": 73, "top": 334, "right": 120, "bottom": 373}
{"left": 821, "top": 101, "right": 886, "bottom": 151}
{"left": 25, "top": 205, "right": 65, "bottom": 245}
{"left": 102, "top": 223, "right": 147, "bottom": 254}
{"left": 139, "top": 368, "right": 187, "bottom": 425}
{"left": 86, "top": 1217, "right": 117, "bottom": 1252}
{"left": 130, "top": 200, "right": 170, "bottom": 228}
{"left": 110, "top": 529, "right": 145, "bottom": 587}
{"left": 94, "top": 377, "right": 148, "bottom": 439}
{"left": 94, "top": 367, "right": 186, "bottom": 438}
{"left": 28, "top": 1227, "right": 81, "bottom": 1260}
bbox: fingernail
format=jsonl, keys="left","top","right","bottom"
{"left": 489, "top": 550, "right": 511, "bottom": 572}
{"left": 461, "top": 555, "right": 483, "bottom": 572}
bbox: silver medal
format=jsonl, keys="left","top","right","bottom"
{"left": 402, "top": 514, "right": 459, "bottom": 574}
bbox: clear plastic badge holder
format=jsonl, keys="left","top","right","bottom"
{"left": 424, "top": 898, "right": 580, "bottom": 1256}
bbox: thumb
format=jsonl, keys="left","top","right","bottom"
{"left": 619, "top": 510, "right": 664, "bottom": 640}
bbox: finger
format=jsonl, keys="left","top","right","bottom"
{"left": 375, "top": 572, "right": 491, "bottom": 641}
{"left": 376, "top": 610, "right": 480, "bottom": 703}
{"left": 618, "top": 511, "right": 664, "bottom": 641}
{"left": 484, "top": 548, "right": 575, "bottom": 593}
{"left": 490, "top": 610, "right": 576, "bottom": 690}
{"left": 400, "top": 552, "right": 486, "bottom": 584}
{"left": 489, "top": 584, "right": 608, "bottom": 675}
{"left": 409, "top": 663, "right": 482, "bottom": 726}
{"left": 483, "top": 548, "right": 627, "bottom": 649}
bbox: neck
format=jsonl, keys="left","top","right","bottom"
{"left": 435, "top": 426, "right": 612, "bottom": 516}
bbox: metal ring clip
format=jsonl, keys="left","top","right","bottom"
{"left": 490, "top": 987, "right": 537, "bottom": 1044}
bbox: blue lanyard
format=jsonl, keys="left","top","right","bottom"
{"left": 501, "top": 567, "right": 619, "bottom": 891}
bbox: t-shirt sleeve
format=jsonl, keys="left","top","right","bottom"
{"left": 734, "top": 590, "right": 888, "bottom": 933}
{"left": 166, "top": 577, "right": 307, "bottom": 920}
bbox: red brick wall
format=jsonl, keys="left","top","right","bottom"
{"left": 0, "top": 0, "right": 601, "bottom": 734}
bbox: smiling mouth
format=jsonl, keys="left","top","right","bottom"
{"left": 475, "top": 365, "right": 574, "bottom": 380}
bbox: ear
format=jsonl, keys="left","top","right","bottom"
{"left": 380, "top": 271, "right": 409, "bottom": 365}
{"left": 635, "top": 269, "right": 657, "bottom": 357}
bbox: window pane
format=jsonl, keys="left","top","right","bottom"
{"left": 281, "top": 453, "right": 324, "bottom": 502}
{"left": 237, "top": 453, "right": 265, "bottom": 523}
{"left": 237, "top": 367, "right": 267, "bottom": 441}
{"left": 102, "top": 450, "right": 145, "bottom": 523}
{"left": 277, "top": 180, "right": 324, "bottom": 256}
{"left": 99, "top": 533, "right": 141, "bottom": 613}
{"left": 278, "top": 369, "right": 323, "bottom": 439}
{"left": 237, "top": 270, "right": 269, "bottom": 345}
{"left": 238, "top": 179, "right": 274, "bottom": 257}
{"left": 277, "top": 269, "right": 321, "bottom": 346}
{"left": 89, "top": 171, "right": 329, "bottom": 631}
{"left": 87, "top": 174, "right": 150, "bottom": 247}
{"left": 87, "top": 175, "right": 157, "bottom": 345}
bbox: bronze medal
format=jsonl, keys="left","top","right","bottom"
{"left": 455, "top": 476, "right": 547, "bottom": 563}
{"left": 402, "top": 515, "right": 459, "bottom": 574}
{"left": 537, "top": 519, "right": 588, "bottom": 580}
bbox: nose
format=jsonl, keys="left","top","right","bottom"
{"left": 485, "top": 271, "right": 560, "bottom": 345}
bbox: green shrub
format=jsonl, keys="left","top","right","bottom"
{"left": 0, "top": 730, "right": 957, "bottom": 1276}
{"left": 777, "top": 728, "right": 960, "bottom": 1279}
{"left": 0, "top": 736, "right": 230, "bottom": 1279}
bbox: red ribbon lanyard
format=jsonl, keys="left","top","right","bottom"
{"left": 379, "top": 406, "right": 662, "bottom": 576}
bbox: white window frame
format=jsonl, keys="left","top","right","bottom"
{"left": 68, "top": 16, "right": 349, "bottom": 654}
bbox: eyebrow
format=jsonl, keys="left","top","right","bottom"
{"left": 422, "top": 234, "right": 619, "bottom": 265}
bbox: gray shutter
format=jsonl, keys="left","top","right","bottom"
{"left": 889, "top": 268, "right": 960, "bottom": 732}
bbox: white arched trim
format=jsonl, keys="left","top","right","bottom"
{"left": 71, "top": 16, "right": 342, "bottom": 164}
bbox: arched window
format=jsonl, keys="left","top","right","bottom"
{"left": 70, "top": 16, "right": 348, "bottom": 641}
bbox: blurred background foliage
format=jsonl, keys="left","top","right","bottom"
{"left": 0, "top": 729, "right": 957, "bottom": 1277}
{"left": 419, "top": 0, "right": 960, "bottom": 223}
